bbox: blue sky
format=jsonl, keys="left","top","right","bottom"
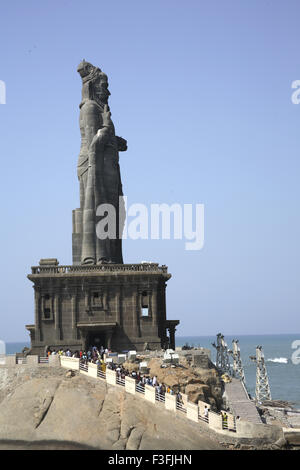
{"left": 0, "top": 0, "right": 299, "bottom": 341}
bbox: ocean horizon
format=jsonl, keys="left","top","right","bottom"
{"left": 3, "top": 333, "right": 300, "bottom": 409}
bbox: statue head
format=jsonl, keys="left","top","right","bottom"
{"left": 95, "top": 73, "right": 110, "bottom": 104}
{"left": 77, "top": 60, "right": 110, "bottom": 105}
{"left": 77, "top": 60, "right": 101, "bottom": 82}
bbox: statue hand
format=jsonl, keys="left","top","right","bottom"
{"left": 90, "top": 126, "right": 109, "bottom": 149}
{"left": 102, "top": 104, "right": 113, "bottom": 128}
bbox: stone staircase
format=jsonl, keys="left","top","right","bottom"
{"left": 225, "top": 378, "right": 262, "bottom": 424}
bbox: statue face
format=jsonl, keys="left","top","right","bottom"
{"left": 94, "top": 78, "right": 110, "bottom": 104}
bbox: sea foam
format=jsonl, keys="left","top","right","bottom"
{"left": 267, "top": 357, "right": 288, "bottom": 364}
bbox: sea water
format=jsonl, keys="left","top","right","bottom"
{"left": 176, "top": 334, "right": 300, "bottom": 409}
{"left": 5, "top": 334, "right": 300, "bottom": 409}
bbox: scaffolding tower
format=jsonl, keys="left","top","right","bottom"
{"left": 250, "top": 346, "right": 272, "bottom": 402}
{"left": 212, "top": 333, "right": 231, "bottom": 374}
{"left": 229, "top": 339, "right": 246, "bottom": 383}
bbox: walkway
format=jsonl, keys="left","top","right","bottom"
{"left": 225, "top": 379, "right": 262, "bottom": 424}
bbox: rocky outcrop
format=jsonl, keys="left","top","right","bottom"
{"left": 144, "top": 358, "right": 223, "bottom": 409}
{"left": 0, "top": 367, "right": 222, "bottom": 450}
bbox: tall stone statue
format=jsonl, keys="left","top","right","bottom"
{"left": 73, "top": 60, "right": 127, "bottom": 265}
{"left": 27, "top": 61, "right": 179, "bottom": 355}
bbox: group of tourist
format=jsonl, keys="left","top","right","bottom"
{"left": 45, "top": 346, "right": 233, "bottom": 425}
{"left": 46, "top": 345, "right": 182, "bottom": 402}
{"left": 106, "top": 361, "right": 183, "bottom": 402}
{"left": 45, "top": 346, "right": 110, "bottom": 362}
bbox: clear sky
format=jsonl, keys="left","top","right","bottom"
{"left": 0, "top": 0, "right": 299, "bottom": 341}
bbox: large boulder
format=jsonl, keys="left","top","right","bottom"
{"left": 147, "top": 358, "right": 223, "bottom": 408}
{"left": 0, "top": 366, "right": 222, "bottom": 450}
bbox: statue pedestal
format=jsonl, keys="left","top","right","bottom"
{"left": 26, "top": 262, "right": 179, "bottom": 355}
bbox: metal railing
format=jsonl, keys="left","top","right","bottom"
{"left": 8, "top": 354, "right": 239, "bottom": 436}
{"left": 56, "top": 359, "right": 241, "bottom": 436}
{"left": 17, "top": 357, "right": 27, "bottom": 364}
{"left": 227, "top": 417, "right": 236, "bottom": 432}
{"left": 198, "top": 412, "right": 209, "bottom": 424}
{"left": 116, "top": 376, "right": 125, "bottom": 387}
{"left": 155, "top": 391, "right": 165, "bottom": 403}
{"left": 176, "top": 401, "right": 187, "bottom": 413}
{"left": 136, "top": 383, "right": 145, "bottom": 394}
{"left": 97, "top": 368, "right": 106, "bottom": 380}
{"left": 79, "top": 362, "right": 88, "bottom": 372}
{"left": 31, "top": 263, "right": 168, "bottom": 275}
{"left": 39, "top": 356, "right": 49, "bottom": 364}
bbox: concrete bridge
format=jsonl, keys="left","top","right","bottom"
{"left": 224, "top": 378, "right": 262, "bottom": 424}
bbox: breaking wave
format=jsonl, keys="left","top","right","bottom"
{"left": 267, "top": 357, "right": 288, "bottom": 364}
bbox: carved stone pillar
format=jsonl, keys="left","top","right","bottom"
{"left": 71, "top": 292, "right": 77, "bottom": 340}
{"left": 103, "top": 289, "right": 108, "bottom": 310}
{"left": 54, "top": 293, "right": 61, "bottom": 340}
{"left": 106, "top": 328, "right": 113, "bottom": 349}
{"left": 120, "top": 285, "right": 123, "bottom": 326}
{"left": 80, "top": 329, "right": 87, "bottom": 351}
{"left": 34, "top": 288, "right": 41, "bottom": 342}
{"left": 84, "top": 290, "right": 90, "bottom": 312}
{"left": 169, "top": 326, "right": 176, "bottom": 350}
{"left": 115, "top": 287, "right": 121, "bottom": 325}
{"left": 162, "top": 283, "right": 167, "bottom": 322}
{"left": 138, "top": 290, "right": 142, "bottom": 312}
{"left": 151, "top": 288, "right": 157, "bottom": 327}
{"left": 41, "top": 294, "right": 45, "bottom": 318}
{"left": 133, "top": 289, "right": 140, "bottom": 337}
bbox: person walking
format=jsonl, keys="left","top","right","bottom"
{"left": 222, "top": 412, "right": 228, "bottom": 429}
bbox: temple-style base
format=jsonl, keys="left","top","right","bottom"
{"left": 26, "top": 261, "right": 179, "bottom": 355}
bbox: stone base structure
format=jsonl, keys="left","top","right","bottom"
{"left": 26, "top": 259, "right": 179, "bottom": 355}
